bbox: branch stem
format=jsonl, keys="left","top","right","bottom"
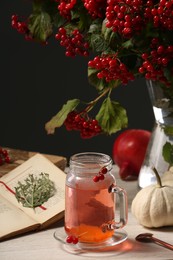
{"left": 85, "top": 87, "right": 111, "bottom": 112}
{"left": 152, "top": 167, "right": 162, "bottom": 187}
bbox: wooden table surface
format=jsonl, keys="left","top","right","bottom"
{"left": 0, "top": 160, "right": 173, "bottom": 259}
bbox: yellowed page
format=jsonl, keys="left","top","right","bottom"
{"left": 0, "top": 195, "right": 39, "bottom": 240}
{"left": 0, "top": 154, "right": 66, "bottom": 224}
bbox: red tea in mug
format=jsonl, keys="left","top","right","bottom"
{"left": 65, "top": 153, "right": 127, "bottom": 244}
{"left": 65, "top": 184, "right": 115, "bottom": 242}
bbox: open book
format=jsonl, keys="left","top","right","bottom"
{"left": 0, "top": 154, "right": 66, "bottom": 241}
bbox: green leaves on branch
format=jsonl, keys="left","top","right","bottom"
{"left": 45, "top": 94, "right": 127, "bottom": 136}
{"left": 45, "top": 99, "right": 80, "bottom": 134}
{"left": 87, "top": 55, "right": 128, "bottom": 136}
{"left": 96, "top": 97, "right": 128, "bottom": 135}
{"left": 25, "top": 3, "right": 129, "bottom": 139}
{"left": 15, "top": 173, "right": 55, "bottom": 208}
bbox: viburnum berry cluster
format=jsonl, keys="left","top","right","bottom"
{"left": 83, "top": 0, "right": 107, "bottom": 19}
{"left": 55, "top": 27, "right": 89, "bottom": 57}
{"left": 93, "top": 166, "right": 108, "bottom": 182}
{"left": 106, "top": 0, "right": 145, "bottom": 38}
{"left": 0, "top": 148, "right": 11, "bottom": 166}
{"left": 139, "top": 39, "right": 173, "bottom": 87}
{"left": 11, "top": 15, "right": 30, "bottom": 39}
{"left": 88, "top": 55, "right": 135, "bottom": 85}
{"left": 55, "top": 0, "right": 77, "bottom": 20}
{"left": 64, "top": 111, "right": 101, "bottom": 138}
{"left": 11, "top": 0, "right": 173, "bottom": 138}
{"left": 150, "top": 0, "right": 173, "bottom": 30}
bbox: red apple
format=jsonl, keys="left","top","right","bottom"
{"left": 112, "top": 129, "right": 151, "bottom": 181}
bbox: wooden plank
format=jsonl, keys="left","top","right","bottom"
{"left": 0, "top": 147, "right": 67, "bottom": 177}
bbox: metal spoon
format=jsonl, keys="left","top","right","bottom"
{"left": 136, "top": 233, "right": 173, "bottom": 251}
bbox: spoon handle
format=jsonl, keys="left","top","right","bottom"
{"left": 151, "top": 237, "right": 173, "bottom": 251}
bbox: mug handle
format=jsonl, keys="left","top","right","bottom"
{"left": 111, "top": 185, "right": 128, "bottom": 229}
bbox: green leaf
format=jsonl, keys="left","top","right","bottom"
{"left": 32, "top": 1, "right": 43, "bottom": 12}
{"left": 71, "top": 10, "right": 80, "bottom": 20}
{"left": 88, "top": 19, "right": 102, "bottom": 34}
{"left": 52, "top": 13, "right": 66, "bottom": 28}
{"left": 89, "top": 33, "right": 110, "bottom": 53}
{"left": 88, "top": 67, "right": 104, "bottom": 91}
{"left": 45, "top": 99, "right": 80, "bottom": 134}
{"left": 70, "top": 3, "right": 92, "bottom": 31}
{"left": 122, "top": 39, "right": 134, "bottom": 49}
{"left": 31, "top": 0, "right": 65, "bottom": 29}
{"left": 96, "top": 97, "right": 128, "bottom": 135}
{"left": 102, "top": 25, "right": 113, "bottom": 42}
{"left": 88, "top": 20, "right": 110, "bottom": 52}
{"left": 101, "top": 20, "right": 119, "bottom": 47}
{"left": 28, "top": 12, "right": 53, "bottom": 41}
{"left": 162, "top": 142, "right": 173, "bottom": 166}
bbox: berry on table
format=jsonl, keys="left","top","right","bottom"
{"left": 72, "top": 236, "right": 79, "bottom": 244}
{"left": 66, "top": 235, "right": 79, "bottom": 244}
{"left": 0, "top": 148, "right": 12, "bottom": 165}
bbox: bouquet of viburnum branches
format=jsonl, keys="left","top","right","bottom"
{"left": 12, "top": 0, "right": 173, "bottom": 139}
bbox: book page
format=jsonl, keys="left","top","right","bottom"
{"left": 0, "top": 154, "right": 66, "bottom": 224}
{"left": 0, "top": 195, "right": 39, "bottom": 240}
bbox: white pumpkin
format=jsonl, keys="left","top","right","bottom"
{"left": 131, "top": 168, "right": 173, "bottom": 228}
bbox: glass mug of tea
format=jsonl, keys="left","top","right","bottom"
{"left": 64, "top": 152, "right": 128, "bottom": 248}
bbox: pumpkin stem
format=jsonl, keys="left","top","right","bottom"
{"left": 152, "top": 167, "right": 162, "bottom": 187}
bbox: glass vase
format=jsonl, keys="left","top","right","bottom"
{"left": 138, "top": 80, "right": 173, "bottom": 189}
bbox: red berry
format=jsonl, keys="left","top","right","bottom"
{"left": 66, "top": 236, "right": 73, "bottom": 243}
{"left": 0, "top": 157, "right": 3, "bottom": 165}
{"left": 5, "top": 156, "right": 11, "bottom": 163}
{"left": 93, "top": 175, "right": 100, "bottom": 182}
{"left": 101, "top": 167, "right": 108, "bottom": 174}
{"left": 2, "top": 149, "right": 8, "bottom": 157}
{"left": 72, "top": 237, "right": 78, "bottom": 244}
{"left": 66, "top": 235, "right": 78, "bottom": 244}
{"left": 99, "top": 174, "right": 105, "bottom": 180}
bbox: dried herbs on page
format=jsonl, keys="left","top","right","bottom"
{"left": 14, "top": 173, "right": 56, "bottom": 208}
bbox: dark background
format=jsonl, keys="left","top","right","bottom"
{"left": 0, "top": 1, "right": 155, "bottom": 163}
